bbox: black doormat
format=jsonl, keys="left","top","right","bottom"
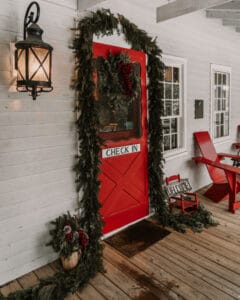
{"left": 105, "top": 219, "right": 171, "bottom": 257}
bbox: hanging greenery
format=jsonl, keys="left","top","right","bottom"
{"left": 167, "top": 203, "right": 218, "bottom": 233}
{"left": 0, "top": 8, "right": 217, "bottom": 300}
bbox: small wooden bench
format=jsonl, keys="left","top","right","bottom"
{"left": 165, "top": 174, "right": 199, "bottom": 213}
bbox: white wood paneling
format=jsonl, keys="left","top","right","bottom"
{"left": 43, "top": 0, "right": 77, "bottom": 10}
{"left": 0, "top": 0, "right": 78, "bottom": 285}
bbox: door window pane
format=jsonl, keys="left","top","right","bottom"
{"left": 96, "top": 61, "right": 141, "bottom": 140}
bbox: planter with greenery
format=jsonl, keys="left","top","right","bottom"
{"left": 47, "top": 213, "right": 89, "bottom": 270}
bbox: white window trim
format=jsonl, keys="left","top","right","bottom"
{"left": 162, "top": 54, "right": 187, "bottom": 160}
{"left": 210, "top": 63, "right": 231, "bottom": 145}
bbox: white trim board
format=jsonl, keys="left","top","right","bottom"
{"left": 162, "top": 54, "right": 188, "bottom": 160}
{"left": 210, "top": 63, "right": 232, "bottom": 144}
{"left": 77, "top": 0, "right": 106, "bottom": 10}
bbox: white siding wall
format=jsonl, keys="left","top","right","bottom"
{"left": 1, "top": 0, "right": 240, "bottom": 285}
{"left": 0, "top": 0, "right": 78, "bottom": 285}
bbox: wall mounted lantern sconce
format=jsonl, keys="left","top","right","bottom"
{"left": 15, "top": 1, "right": 53, "bottom": 100}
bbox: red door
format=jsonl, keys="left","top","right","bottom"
{"left": 93, "top": 42, "right": 149, "bottom": 234}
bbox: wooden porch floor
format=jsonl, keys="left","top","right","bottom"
{"left": 1, "top": 191, "right": 240, "bottom": 300}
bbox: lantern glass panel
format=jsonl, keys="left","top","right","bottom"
{"left": 29, "top": 47, "right": 50, "bottom": 84}
{"left": 17, "top": 49, "right": 26, "bottom": 81}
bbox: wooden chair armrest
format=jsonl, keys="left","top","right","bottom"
{"left": 192, "top": 156, "right": 240, "bottom": 175}
{"left": 218, "top": 152, "right": 240, "bottom": 160}
{"left": 182, "top": 192, "right": 198, "bottom": 202}
{"left": 192, "top": 156, "right": 211, "bottom": 164}
{"left": 232, "top": 142, "right": 240, "bottom": 149}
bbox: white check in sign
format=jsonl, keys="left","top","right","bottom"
{"left": 102, "top": 144, "right": 141, "bottom": 158}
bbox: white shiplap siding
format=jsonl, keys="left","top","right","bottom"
{"left": 0, "top": 0, "right": 77, "bottom": 285}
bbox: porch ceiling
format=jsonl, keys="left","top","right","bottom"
{"left": 156, "top": 0, "right": 235, "bottom": 22}
{"left": 206, "top": 0, "right": 240, "bottom": 32}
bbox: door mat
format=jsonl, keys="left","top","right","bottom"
{"left": 105, "top": 219, "right": 171, "bottom": 257}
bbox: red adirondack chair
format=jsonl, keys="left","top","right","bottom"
{"left": 193, "top": 131, "right": 240, "bottom": 213}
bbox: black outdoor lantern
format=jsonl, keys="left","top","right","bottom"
{"left": 15, "top": 1, "right": 53, "bottom": 100}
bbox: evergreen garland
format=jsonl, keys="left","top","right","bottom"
{"left": 117, "top": 14, "right": 168, "bottom": 220}
{"left": 0, "top": 8, "right": 217, "bottom": 300}
{"left": 167, "top": 203, "right": 218, "bottom": 233}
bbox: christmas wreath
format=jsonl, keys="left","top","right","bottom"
{"left": 96, "top": 50, "right": 140, "bottom": 132}
{"left": 96, "top": 51, "right": 140, "bottom": 110}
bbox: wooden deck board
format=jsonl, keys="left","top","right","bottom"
{"left": 189, "top": 230, "right": 240, "bottom": 255}
{"left": 206, "top": 225, "right": 240, "bottom": 246}
{"left": 168, "top": 232, "right": 240, "bottom": 275}
{"left": 18, "top": 271, "right": 39, "bottom": 289}
{"left": 103, "top": 258, "right": 156, "bottom": 299}
{"left": 1, "top": 193, "right": 240, "bottom": 299}
{"left": 77, "top": 283, "right": 106, "bottom": 300}
{"left": 90, "top": 272, "right": 131, "bottom": 299}
{"left": 153, "top": 242, "right": 240, "bottom": 299}
{"left": 160, "top": 237, "right": 240, "bottom": 290}
{"left": 103, "top": 245, "right": 175, "bottom": 299}
{"left": 0, "top": 280, "right": 22, "bottom": 297}
{"left": 145, "top": 247, "right": 235, "bottom": 300}
{"left": 129, "top": 247, "right": 207, "bottom": 299}
{"left": 34, "top": 265, "right": 56, "bottom": 279}
{"left": 162, "top": 233, "right": 240, "bottom": 286}
{"left": 65, "top": 293, "right": 81, "bottom": 300}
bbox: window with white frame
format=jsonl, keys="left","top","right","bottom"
{"left": 211, "top": 64, "right": 231, "bottom": 139}
{"left": 162, "top": 56, "right": 186, "bottom": 153}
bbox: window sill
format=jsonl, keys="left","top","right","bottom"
{"left": 163, "top": 148, "right": 188, "bottom": 161}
